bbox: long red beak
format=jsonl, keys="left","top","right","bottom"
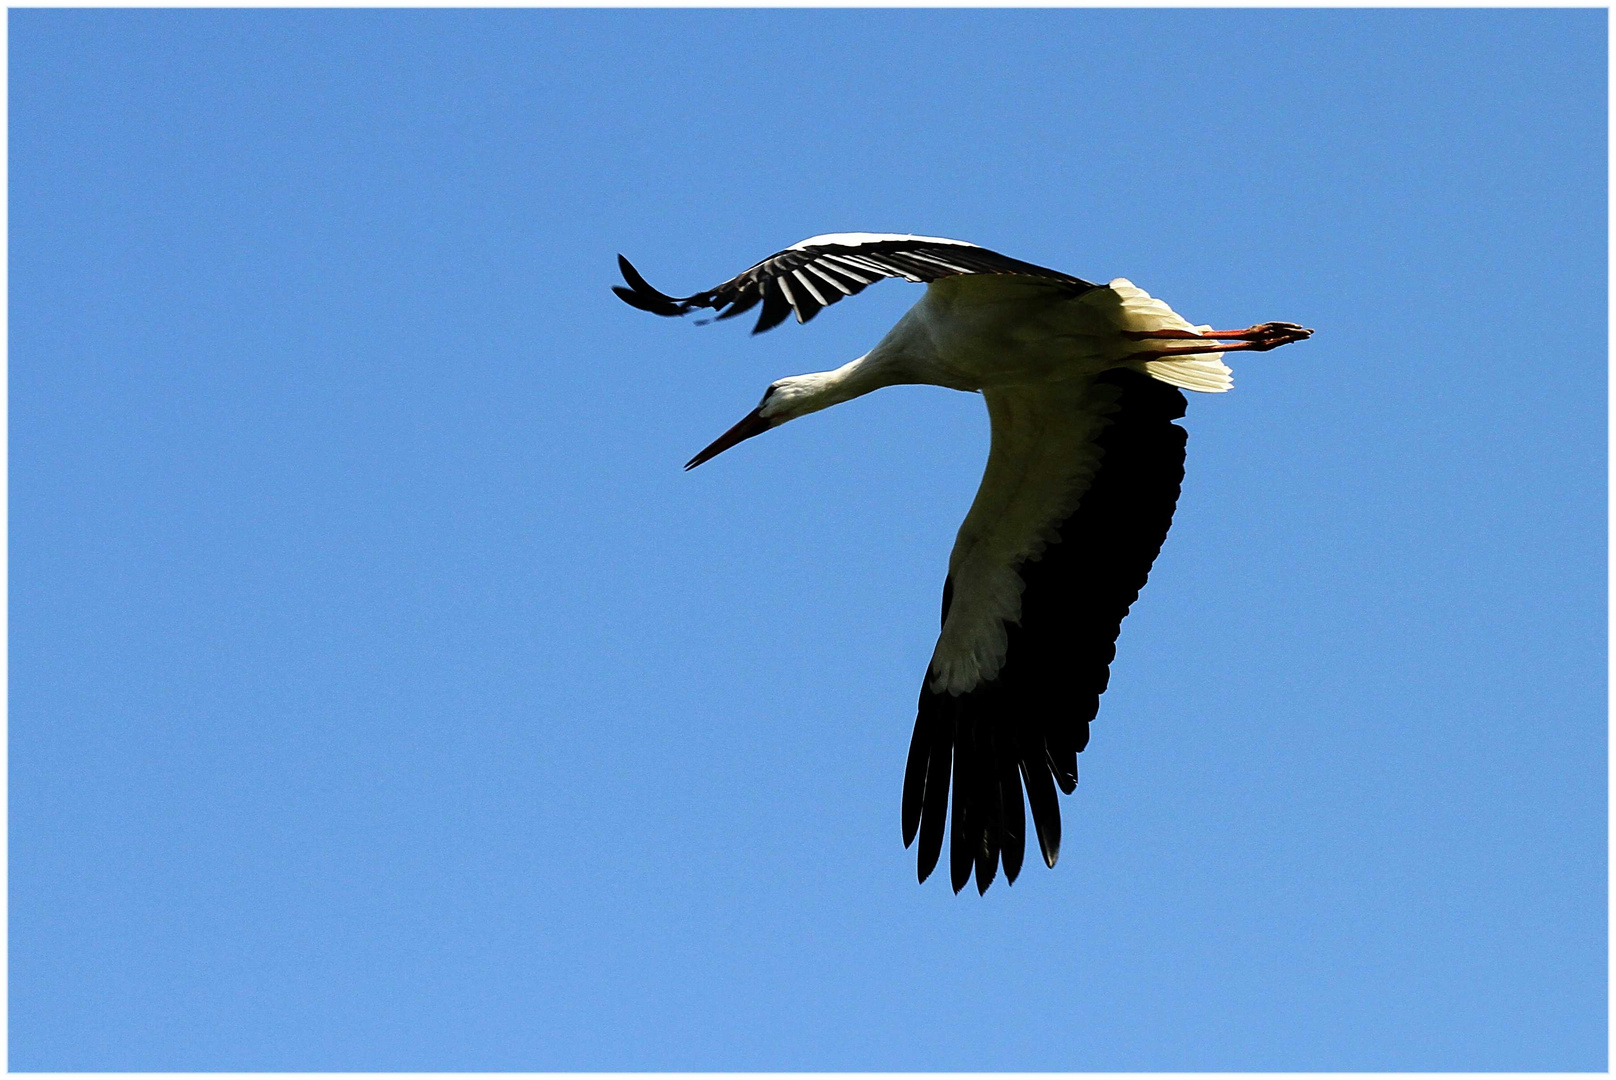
{"left": 685, "top": 407, "right": 775, "bottom": 470}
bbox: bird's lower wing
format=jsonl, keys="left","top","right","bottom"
{"left": 902, "top": 369, "right": 1189, "bottom": 894}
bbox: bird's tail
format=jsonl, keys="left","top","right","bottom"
{"left": 1138, "top": 348, "right": 1234, "bottom": 393}
{"left": 1107, "top": 278, "right": 1234, "bottom": 394}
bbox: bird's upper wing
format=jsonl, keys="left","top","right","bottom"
{"left": 901, "top": 368, "right": 1189, "bottom": 894}
{"left": 613, "top": 233, "right": 1098, "bottom": 335}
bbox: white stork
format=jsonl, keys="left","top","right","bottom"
{"left": 614, "top": 233, "right": 1311, "bottom": 894}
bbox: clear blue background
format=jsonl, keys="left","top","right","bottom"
{"left": 11, "top": 8, "right": 1606, "bottom": 1070}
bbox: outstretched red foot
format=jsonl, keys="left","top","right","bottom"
{"left": 1232, "top": 322, "right": 1314, "bottom": 350}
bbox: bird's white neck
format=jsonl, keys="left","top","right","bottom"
{"left": 759, "top": 352, "right": 909, "bottom": 424}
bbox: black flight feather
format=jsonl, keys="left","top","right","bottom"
{"left": 915, "top": 704, "right": 952, "bottom": 883}
{"left": 712, "top": 290, "right": 762, "bottom": 322}
{"left": 948, "top": 729, "right": 974, "bottom": 893}
{"left": 752, "top": 282, "right": 793, "bottom": 334}
{"left": 1000, "top": 745, "right": 1027, "bottom": 884}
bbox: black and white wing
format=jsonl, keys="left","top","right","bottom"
{"left": 613, "top": 232, "right": 1098, "bottom": 335}
{"left": 901, "top": 368, "right": 1189, "bottom": 894}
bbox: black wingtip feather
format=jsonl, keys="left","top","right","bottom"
{"left": 713, "top": 291, "right": 763, "bottom": 321}
{"left": 901, "top": 712, "right": 931, "bottom": 849}
{"left": 752, "top": 283, "right": 793, "bottom": 335}
{"left": 915, "top": 696, "right": 952, "bottom": 883}
{"left": 613, "top": 284, "right": 676, "bottom": 315}
{"left": 948, "top": 724, "right": 975, "bottom": 894}
{"left": 1000, "top": 747, "right": 1026, "bottom": 884}
{"left": 614, "top": 255, "right": 687, "bottom": 317}
{"left": 1022, "top": 757, "right": 1062, "bottom": 869}
{"left": 972, "top": 742, "right": 999, "bottom": 894}
{"left": 1050, "top": 745, "right": 1079, "bottom": 795}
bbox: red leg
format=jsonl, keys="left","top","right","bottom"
{"left": 1122, "top": 321, "right": 1313, "bottom": 360}
{"left": 1122, "top": 340, "right": 1269, "bottom": 363}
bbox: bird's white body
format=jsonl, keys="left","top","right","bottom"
{"left": 762, "top": 275, "right": 1231, "bottom": 415}
{"left": 614, "top": 232, "right": 1309, "bottom": 894}
{"left": 757, "top": 275, "right": 1232, "bottom": 696}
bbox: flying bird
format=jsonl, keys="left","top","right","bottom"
{"left": 613, "top": 233, "right": 1311, "bottom": 894}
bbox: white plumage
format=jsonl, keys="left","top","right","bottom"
{"left": 615, "top": 232, "right": 1311, "bottom": 894}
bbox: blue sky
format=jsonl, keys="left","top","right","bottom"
{"left": 11, "top": 8, "right": 1606, "bottom": 1070}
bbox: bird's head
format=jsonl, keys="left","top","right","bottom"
{"left": 683, "top": 369, "right": 857, "bottom": 471}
